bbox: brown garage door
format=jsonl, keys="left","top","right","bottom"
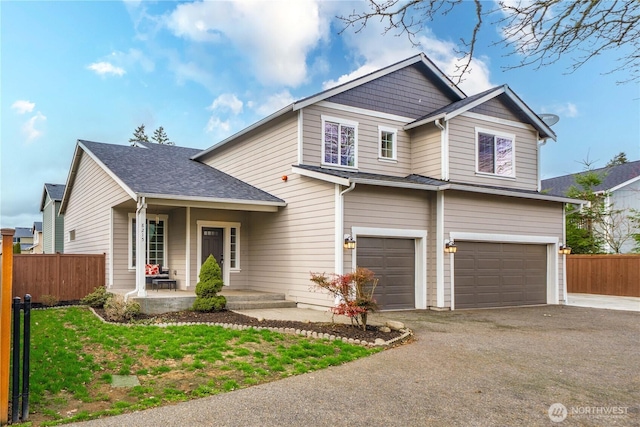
{"left": 357, "top": 237, "right": 415, "bottom": 310}
{"left": 454, "top": 242, "right": 547, "bottom": 309}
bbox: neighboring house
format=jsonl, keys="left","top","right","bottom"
{"left": 60, "top": 53, "right": 576, "bottom": 310}
{"left": 13, "top": 227, "right": 34, "bottom": 253}
{"left": 29, "top": 221, "right": 43, "bottom": 253}
{"left": 542, "top": 160, "right": 640, "bottom": 253}
{"left": 40, "top": 183, "right": 65, "bottom": 253}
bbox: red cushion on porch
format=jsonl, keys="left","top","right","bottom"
{"left": 145, "top": 264, "right": 159, "bottom": 275}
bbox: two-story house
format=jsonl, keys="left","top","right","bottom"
{"left": 40, "top": 183, "right": 66, "bottom": 253}
{"left": 60, "top": 53, "right": 575, "bottom": 310}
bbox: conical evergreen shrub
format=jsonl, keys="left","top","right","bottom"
{"left": 193, "top": 255, "right": 226, "bottom": 312}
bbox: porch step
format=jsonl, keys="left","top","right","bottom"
{"left": 222, "top": 291, "right": 297, "bottom": 310}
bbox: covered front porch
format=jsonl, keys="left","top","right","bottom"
{"left": 108, "top": 193, "right": 286, "bottom": 300}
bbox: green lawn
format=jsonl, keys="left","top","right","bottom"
{"left": 12, "top": 307, "right": 378, "bottom": 426}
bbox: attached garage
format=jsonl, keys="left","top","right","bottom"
{"left": 454, "top": 241, "right": 547, "bottom": 309}
{"left": 357, "top": 237, "right": 415, "bottom": 310}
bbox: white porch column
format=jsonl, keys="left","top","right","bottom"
{"left": 136, "top": 198, "right": 148, "bottom": 297}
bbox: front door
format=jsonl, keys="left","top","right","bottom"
{"left": 202, "top": 227, "right": 224, "bottom": 268}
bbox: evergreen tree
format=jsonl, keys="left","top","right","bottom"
{"left": 129, "top": 124, "right": 149, "bottom": 146}
{"left": 606, "top": 152, "right": 628, "bottom": 167}
{"left": 152, "top": 126, "right": 174, "bottom": 145}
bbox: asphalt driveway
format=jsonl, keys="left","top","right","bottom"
{"left": 74, "top": 305, "right": 639, "bottom": 426}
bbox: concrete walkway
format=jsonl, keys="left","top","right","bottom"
{"left": 567, "top": 293, "right": 640, "bottom": 312}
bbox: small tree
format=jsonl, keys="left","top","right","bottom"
{"left": 151, "top": 126, "right": 174, "bottom": 145}
{"left": 129, "top": 124, "right": 149, "bottom": 146}
{"left": 12, "top": 243, "right": 21, "bottom": 254}
{"left": 565, "top": 170, "right": 607, "bottom": 254}
{"left": 193, "top": 255, "right": 226, "bottom": 312}
{"left": 606, "top": 152, "right": 628, "bottom": 167}
{"left": 310, "top": 267, "right": 378, "bottom": 330}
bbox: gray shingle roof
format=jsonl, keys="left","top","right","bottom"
{"left": 295, "top": 164, "right": 448, "bottom": 187}
{"left": 410, "top": 86, "right": 503, "bottom": 123}
{"left": 14, "top": 227, "right": 32, "bottom": 238}
{"left": 79, "top": 140, "right": 284, "bottom": 204}
{"left": 541, "top": 160, "right": 640, "bottom": 197}
{"left": 45, "top": 183, "right": 65, "bottom": 201}
{"left": 33, "top": 222, "right": 42, "bottom": 232}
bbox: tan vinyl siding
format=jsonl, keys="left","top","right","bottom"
{"left": 199, "top": 119, "right": 336, "bottom": 305}
{"left": 301, "top": 104, "right": 411, "bottom": 177}
{"left": 410, "top": 124, "right": 442, "bottom": 178}
{"left": 64, "top": 152, "right": 132, "bottom": 286}
{"left": 443, "top": 191, "right": 565, "bottom": 306}
{"left": 111, "top": 207, "right": 133, "bottom": 289}
{"left": 54, "top": 202, "right": 64, "bottom": 253}
{"left": 448, "top": 115, "right": 539, "bottom": 190}
{"left": 344, "top": 186, "right": 432, "bottom": 307}
{"left": 167, "top": 207, "right": 186, "bottom": 289}
{"left": 42, "top": 197, "right": 54, "bottom": 253}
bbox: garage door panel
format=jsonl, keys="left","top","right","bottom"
{"left": 455, "top": 242, "right": 547, "bottom": 309}
{"left": 357, "top": 237, "right": 415, "bottom": 310}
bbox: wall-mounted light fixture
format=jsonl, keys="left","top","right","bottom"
{"left": 444, "top": 239, "right": 457, "bottom": 253}
{"left": 558, "top": 243, "right": 572, "bottom": 255}
{"left": 344, "top": 234, "right": 356, "bottom": 250}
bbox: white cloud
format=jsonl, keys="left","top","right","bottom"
{"left": 22, "top": 111, "right": 47, "bottom": 143}
{"left": 252, "top": 91, "right": 296, "bottom": 117}
{"left": 208, "top": 94, "right": 243, "bottom": 115}
{"left": 87, "top": 61, "right": 126, "bottom": 76}
{"left": 542, "top": 102, "right": 579, "bottom": 118}
{"left": 11, "top": 100, "right": 35, "bottom": 114}
{"left": 321, "top": 12, "right": 494, "bottom": 95}
{"left": 110, "top": 49, "right": 155, "bottom": 73}
{"left": 205, "top": 116, "right": 231, "bottom": 134}
{"left": 165, "top": 0, "right": 328, "bottom": 86}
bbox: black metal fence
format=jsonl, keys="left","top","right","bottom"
{"left": 10, "top": 294, "right": 31, "bottom": 423}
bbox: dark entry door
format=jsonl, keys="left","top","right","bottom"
{"left": 202, "top": 227, "right": 224, "bottom": 267}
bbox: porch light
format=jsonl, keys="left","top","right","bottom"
{"left": 559, "top": 244, "right": 572, "bottom": 255}
{"left": 444, "top": 240, "right": 457, "bottom": 253}
{"left": 344, "top": 234, "right": 356, "bottom": 250}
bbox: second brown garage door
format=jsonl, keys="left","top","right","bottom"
{"left": 356, "top": 237, "right": 415, "bottom": 310}
{"left": 454, "top": 242, "right": 547, "bottom": 309}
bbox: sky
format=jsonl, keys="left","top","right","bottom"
{"left": 1, "top": 0, "right": 639, "bottom": 229}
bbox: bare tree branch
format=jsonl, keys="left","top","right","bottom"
{"left": 339, "top": 0, "right": 640, "bottom": 84}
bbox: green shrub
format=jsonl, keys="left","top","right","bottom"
{"left": 193, "top": 255, "right": 226, "bottom": 312}
{"left": 41, "top": 294, "right": 59, "bottom": 307}
{"left": 13, "top": 243, "right": 21, "bottom": 254}
{"left": 104, "top": 294, "right": 141, "bottom": 322}
{"left": 81, "top": 286, "right": 111, "bottom": 308}
{"left": 192, "top": 295, "right": 226, "bottom": 312}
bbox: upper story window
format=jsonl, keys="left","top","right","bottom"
{"left": 322, "top": 115, "right": 358, "bottom": 168}
{"left": 378, "top": 126, "right": 397, "bottom": 161}
{"left": 476, "top": 128, "right": 515, "bottom": 178}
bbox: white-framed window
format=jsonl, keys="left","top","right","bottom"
{"left": 476, "top": 128, "right": 515, "bottom": 177}
{"left": 378, "top": 126, "right": 397, "bottom": 161}
{"left": 321, "top": 115, "right": 358, "bottom": 168}
{"left": 129, "top": 214, "right": 168, "bottom": 268}
{"left": 67, "top": 229, "right": 76, "bottom": 242}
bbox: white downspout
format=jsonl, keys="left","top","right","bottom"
{"left": 537, "top": 138, "right": 549, "bottom": 192}
{"left": 335, "top": 182, "right": 356, "bottom": 275}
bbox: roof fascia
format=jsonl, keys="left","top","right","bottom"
{"left": 607, "top": 175, "right": 640, "bottom": 193}
{"left": 291, "top": 166, "right": 350, "bottom": 186}
{"left": 39, "top": 187, "right": 49, "bottom": 212}
{"left": 350, "top": 177, "right": 444, "bottom": 191}
{"left": 141, "top": 194, "right": 285, "bottom": 212}
{"left": 60, "top": 141, "right": 137, "bottom": 214}
{"left": 502, "top": 86, "right": 556, "bottom": 141}
{"left": 293, "top": 53, "right": 465, "bottom": 112}
{"left": 192, "top": 104, "right": 294, "bottom": 161}
{"left": 447, "top": 183, "right": 583, "bottom": 204}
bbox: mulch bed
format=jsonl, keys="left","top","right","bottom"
{"left": 93, "top": 308, "right": 407, "bottom": 343}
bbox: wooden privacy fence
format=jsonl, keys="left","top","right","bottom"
{"left": 9, "top": 253, "right": 105, "bottom": 303}
{"left": 567, "top": 255, "right": 640, "bottom": 297}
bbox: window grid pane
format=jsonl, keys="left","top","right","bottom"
{"left": 340, "top": 125, "right": 355, "bottom": 166}
{"left": 381, "top": 131, "right": 394, "bottom": 158}
{"left": 478, "top": 133, "right": 495, "bottom": 173}
{"left": 230, "top": 228, "right": 237, "bottom": 269}
{"left": 324, "top": 122, "right": 339, "bottom": 164}
{"left": 131, "top": 218, "right": 165, "bottom": 267}
{"left": 495, "top": 137, "right": 513, "bottom": 176}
